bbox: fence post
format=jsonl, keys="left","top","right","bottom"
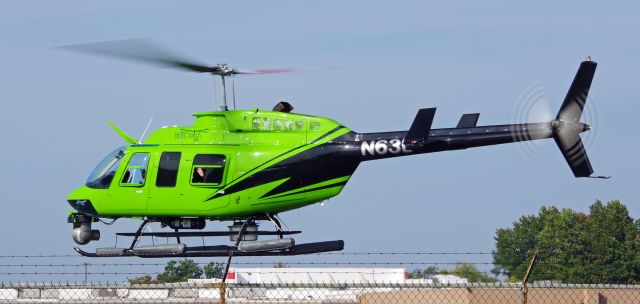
{"left": 83, "top": 263, "right": 88, "bottom": 284}
{"left": 220, "top": 250, "right": 234, "bottom": 304}
{"left": 521, "top": 250, "right": 538, "bottom": 304}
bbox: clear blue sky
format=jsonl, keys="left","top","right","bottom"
{"left": 0, "top": 1, "right": 638, "bottom": 281}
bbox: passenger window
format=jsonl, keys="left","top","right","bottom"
{"left": 284, "top": 120, "right": 293, "bottom": 131}
{"left": 295, "top": 120, "right": 305, "bottom": 131}
{"left": 262, "top": 117, "right": 272, "bottom": 130}
{"left": 156, "top": 152, "right": 181, "bottom": 187}
{"left": 121, "top": 153, "right": 150, "bottom": 186}
{"left": 251, "top": 117, "right": 261, "bottom": 130}
{"left": 191, "top": 154, "right": 226, "bottom": 185}
{"left": 310, "top": 121, "right": 321, "bottom": 131}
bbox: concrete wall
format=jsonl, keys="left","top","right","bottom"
{"left": 359, "top": 287, "right": 640, "bottom": 304}
{"left": 1, "top": 284, "right": 639, "bottom": 303}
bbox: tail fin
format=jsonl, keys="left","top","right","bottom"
{"left": 556, "top": 60, "right": 597, "bottom": 122}
{"left": 405, "top": 108, "right": 436, "bottom": 145}
{"left": 554, "top": 127, "right": 593, "bottom": 177}
{"left": 553, "top": 60, "right": 600, "bottom": 178}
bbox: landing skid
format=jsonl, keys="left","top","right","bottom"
{"left": 74, "top": 240, "right": 344, "bottom": 258}
{"left": 115, "top": 230, "right": 301, "bottom": 237}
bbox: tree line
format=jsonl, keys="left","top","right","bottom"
{"left": 493, "top": 200, "right": 640, "bottom": 284}
{"left": 129, "top": 260, "right": 224, "bottom": 284}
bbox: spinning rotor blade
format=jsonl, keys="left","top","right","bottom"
{"left": 233, "top": 68, "right": 302, "bottom": 75}
{"left": 61, "top": 39, "right": 306, "bottom": 76}
{"left": 61, "top": 39, "right": 219, "bottom": 74}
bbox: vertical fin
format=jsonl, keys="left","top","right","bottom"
{"left": 556, "top": 61, "right": 597, "bottom": 122}
{"left": 554, "top": 129, "right": 593, "bottom": 177}
{"left": 553, "top": 60, "right": 598, "bottom": 178}
{"left": 456, "top": 113, "right": 480, "bottom": 128}
{"left": 405, "top": 108, "right": 436, "bottom": 144}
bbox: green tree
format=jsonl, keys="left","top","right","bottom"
{"left": 273, "top": 262, "right": 288, "bottom": 268}
{"left": 204, "top": 262, "right": 224, "bottom": 279}
{"left": 493, "top": 206, "right": 556, "bottom": 281}
{"left": 408, "top": 266, "right": 440, "bottom": 279}
{"left": 128, "top": 275, "right": 158, "bottom": 285}
{"left": 450, "top": 263, "right": 497, "bottom": 283}
{"left": 582, "top": 201, "right": 638, "bottom": 283}
{"left": 156, "top": 259, "right": 203, "bottom": 283}
{"left": 493, "top": 201, "right": 640, "bottom": 284}
{"left": 534, "top": 207, "right": 589, "bottom": 283}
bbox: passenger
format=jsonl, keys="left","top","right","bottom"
{"left": 192, "top": 167, "right": 207, "bottom": 183}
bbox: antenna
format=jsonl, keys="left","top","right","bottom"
{"left": 138, "top": 117, "right": 154, "bottom": 144}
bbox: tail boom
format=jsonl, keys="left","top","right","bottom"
{"left": 355, "top": 60, "right": 601, "bottom": 178}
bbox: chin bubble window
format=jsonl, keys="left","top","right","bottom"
{"left": 191, "top": 154, "right": 226, "bottom": 185}
{"left": 120, "top": 153, "right": 150, "bottom": 186}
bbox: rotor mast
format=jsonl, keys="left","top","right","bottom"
{"left": 213, "top": 64, "right": 236, "bottom": 112}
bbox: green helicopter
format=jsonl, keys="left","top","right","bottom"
{"left": 65, "top": 41, "right": 604, "bottom": 258}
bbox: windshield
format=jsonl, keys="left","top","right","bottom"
{"left": 86, "top": 147, "right": 125, "bottom": 189}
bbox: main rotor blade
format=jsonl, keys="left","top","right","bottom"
{"left": 232, "top": 68, "right": 301, "bottom": 75}
{"left": 233, "top": 67, "right": 338, "bottom": 75}
{"left": 60, "top": 39, "right": 218, "bottom": 74}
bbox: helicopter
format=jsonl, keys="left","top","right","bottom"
{"left": 65, "top": 41, "right": 604, "bottom": 258}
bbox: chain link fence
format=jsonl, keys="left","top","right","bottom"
{"left": 1, "top": 281, "right": 639, "bottom": 303}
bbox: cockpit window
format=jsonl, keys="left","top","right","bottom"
{"left": 120, "top": 153, "right": 150, "bottom": 186}
{"left": 86, "top": 147, "right": 125, "bottom": 189}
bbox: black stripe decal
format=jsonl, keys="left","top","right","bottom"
{"left": 309, "top": 126, "right": 345, "bottom": 144}
{"left": 224, "top": 126, "right": 345, "bottom": 187}
{"left": 260, "top": 181, "right": 348, "bottom": 200}
{"left": 205, "top": 126, "right": 348, "bottom": 201}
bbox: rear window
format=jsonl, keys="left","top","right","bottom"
{"left": 191, "top": 154, "right": 226, "bottom": 185}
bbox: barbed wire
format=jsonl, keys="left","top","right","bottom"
{"left": 0, "top": 261, "right": 575, "bottom": 267}
{"left": 0, "top": 252, "right": 496, "bottom": 258}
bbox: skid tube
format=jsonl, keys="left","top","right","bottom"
{"left": 74, "top": 240, "right": 344, "bottom": 258}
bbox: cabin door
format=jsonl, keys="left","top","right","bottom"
{"left": 147, "top": 151, "right": 185, "bottom": 214}
{"left": 184, "top": 152, "right": 230, "bottom": 211}
{"left": 114, "top": 151, "right": 151, "bottom": 212}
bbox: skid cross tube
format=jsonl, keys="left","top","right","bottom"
{"left": 267, "top": 213, "right": 284, "bottom": 239}
{"left": 174, "top": 228, "right": 181, "bottom": 244}
{"left": 129, "top": 219, "right": 151, "bottom": 250}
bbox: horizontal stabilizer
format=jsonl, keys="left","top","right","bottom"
{"left": 456, "top": 113, "right": 480, "bottom": 128}
{"left": 405, "top": 108, "right": 436, "bottom": 144}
